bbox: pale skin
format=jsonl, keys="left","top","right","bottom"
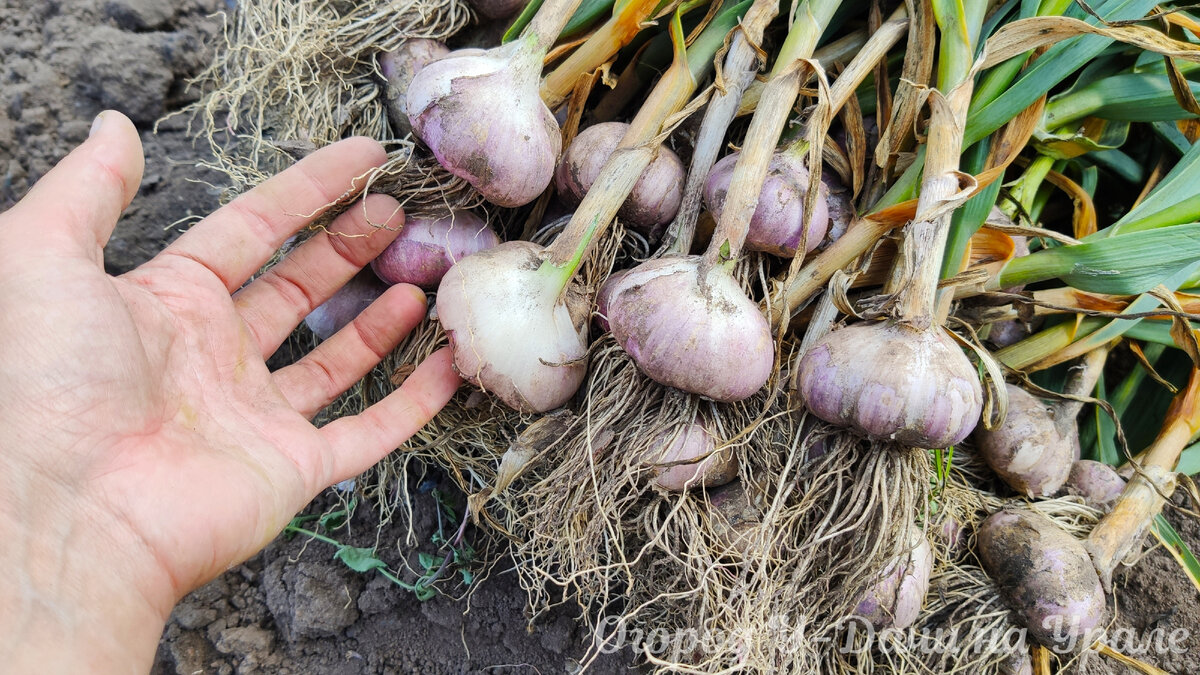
{"left": 0, "top": 111, "right": 463, "bottom": 673}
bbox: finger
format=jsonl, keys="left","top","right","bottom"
{"left": 234, "top": 193, "right": 405, "bottom": 357}
{"left": 318, "top": 348, "right": 461, "bottom": 485}
{"left": 0, "top": 111, "right": 143, "bottom": 259}
{"left": 274, "top": 283, "right": 428, "bottom": 418}
{"left": 156, "top": 137, "right": 387, "bottom": 292}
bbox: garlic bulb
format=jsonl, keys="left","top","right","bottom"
{"left": 978, "top": 508, "right": 1107, "bottom": 650}
{"left": 854, "top": 530, "right": 933, "bottom": 629}
{"left": 555, "top": 122, "right": 685, "bottom": 234}
{"left": 1063, "top": 460, "right": 1126, "bottom": 510}
{"left": 303, "top": 271, "right": 387, "bottom": 340}
{"left": 371, "top": 211, "right": 500, "bottom": 290}
{"left": 379, "top": 39, "right": 450, "bottom": 137}
{"left": 601, "top": 256, "right": 774, "bottom": 402}
{"left": 703, "top": 149, "right": 830, "bottom": 257}
{"left": 408, "top": 38, "right": 561, "bottom": 208}
{"left": 797, "top": 321, "right": 983, "bottom": 448}
{"left": 974, "top": 384, "right": 1074, "bottom": 498}
{"left": 642, "top": 419, "right": 736, "bottom": 491}
{"left": 436, "top": 241, "right": 589, "bottom": 413}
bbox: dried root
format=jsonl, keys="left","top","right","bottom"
{"left": 179, "top": 0, "right": 473, "bottom": 199}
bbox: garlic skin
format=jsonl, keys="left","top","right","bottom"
{"left": 593, "top": 266, "right": 629, "bottom": 333}
{"left": 379, "top": 39, "right": 451, "bottom": 137}
{"left": 602, "top": 257, "right": 774, "bottom": 402}
{"left": 978, "top": 508, "right": 1107, "bottom": 650}
{"left": 854, "top": 531, "right": 933, "bottom": 629}
{"left": 1063, "top": 460, "right": 1126, "bottom": 510}
{"left": 643, "top": 420, "right": 736, "bottom": 491}
{"left": 703, "top": 150, "right": 830, "bottom": 257}
{"left": 797, "top": 321, "right": 983, "bottom": 448}
{"left": 436, "top": 241, "right": 589, "bottom": 413}
{"left": 974, "top": 384, "right": 1074, "bottom": 498}
{"left": 408, "top": 38, "right": 561, "bottom": 208}
{"left": 304, "top": 271, "right": 388, "bottom": 340}
{"left": 371, "top": 211, "right": 500, "bottom": 290}
{"left": 554, "top": 122, "right": 685, "bottom": 234}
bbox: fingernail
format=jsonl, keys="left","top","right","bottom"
{"left": 405, "top": 283, "right": 429, "bottom": 306}
{"left": 89, "top": 112, "right": 106, "bottom": 138}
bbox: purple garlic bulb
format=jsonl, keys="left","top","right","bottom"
{"left": 974, "top": 384, "right": 1074, "bottom": 498}
{"left": 977, "top": 508, "right": 1107, "bottom": 650}
{"left": 601, "top": 256, "right": 774, "bottom": 402}
{"left": 797, "top": 321, "right": 983, "bottom": 448}
{"left": 642, "top": 419, "right": 737, "bottom": 491}
{"left": 706, "top": 480, "right": 766, "bottom": 556}
{"left": 467, "top": 0, "right": 531, "bottom": 19}
{"left": 854, "top": 529, "right": 933, "bottom": 629}
{"left": 703, "top": 150, "right": 830, "bottom": 257}
{"left": 554, "top": 122, "right": 685, "bottom": 234}
{"left": 371, "top": 211, "right": 500, "bottom": 290}
{"left": 593, "top": 266, "right": 630, "bottom": 333}
{"left": 379, "top": 39, "right": 451, "bottom": 137}
{"left": 304, "top": 271, "right": 388, "bottom": 340}
{"left": 932, "top": 511, "right": 966, "bottom": 557}
{"left": 821, "top": 170, "right": 853, "bottom": 244}
{"left": 436, "top": 241, "right": 589, "bottom": 413}
{"left": 987, "top": 319, "right": 1034, "bottom": 348}
{"left": 407, "top": 38, "right": 561, "bottom": 208}
{"left": 1063, "top": 460, "right": 1126, "bottom": 510}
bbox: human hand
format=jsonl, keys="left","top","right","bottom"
{"left": 0, "top": 111, "right": 461, "bottom": 673}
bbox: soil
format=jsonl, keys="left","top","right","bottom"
{"left": 3, "top": 1, "right": 1200, "bottom": 673}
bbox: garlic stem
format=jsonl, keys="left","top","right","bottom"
{"left": 1055, "top": 344, "right": 1110, "bottom": 433}
{"left": 893, "top": 97, "right": 970, "bottom": 328}
{"left": 892, "top": 0, "right": 982, "bottom": 328}
{"left": 525, "top": 0, "right": 588, "bottom": 52}
{"left": 665, "top": 0, "right": 779, "bottom": 256}
{"left": 1086, "top": 367, "right": 1200, "bottom": 588}
{"left": 735, "top": 4, "right": 908, "bottom": 116}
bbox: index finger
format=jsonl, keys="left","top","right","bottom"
{"left": 156, "top": 137, "right": 388, "bottom": 292}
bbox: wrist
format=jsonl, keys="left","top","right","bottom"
{"left": 0, "top": 459, "right": 172, "bottom": 673}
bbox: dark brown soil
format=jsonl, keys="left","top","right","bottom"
{"left": 4, "top": 1, "right": 1200, "bottom": 673}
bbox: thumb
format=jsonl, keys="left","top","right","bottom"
{"left": 0, "top": 110, "right": 144, "bottom": 259}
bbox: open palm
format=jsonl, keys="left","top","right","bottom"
{"left": 0, "top": 112, "right": 460, "bottom": 671}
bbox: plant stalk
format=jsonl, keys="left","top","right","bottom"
{"left": 526, "top": 0, "right": 589, "bottom": 52}
{"left": 893, "top": 0, "right": 983, "bottom": 328}
{"left": 1054, "top": 344, "right": 1110, "bottom": 437}
{"left": 1086, "top": 366, "right": 1200, "bottom": 589}
{"left": 664, "top": 0, "right": 779, "bottom": 256}
{"left": 541, "top": 0, "right": 662, "bottom": 108}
